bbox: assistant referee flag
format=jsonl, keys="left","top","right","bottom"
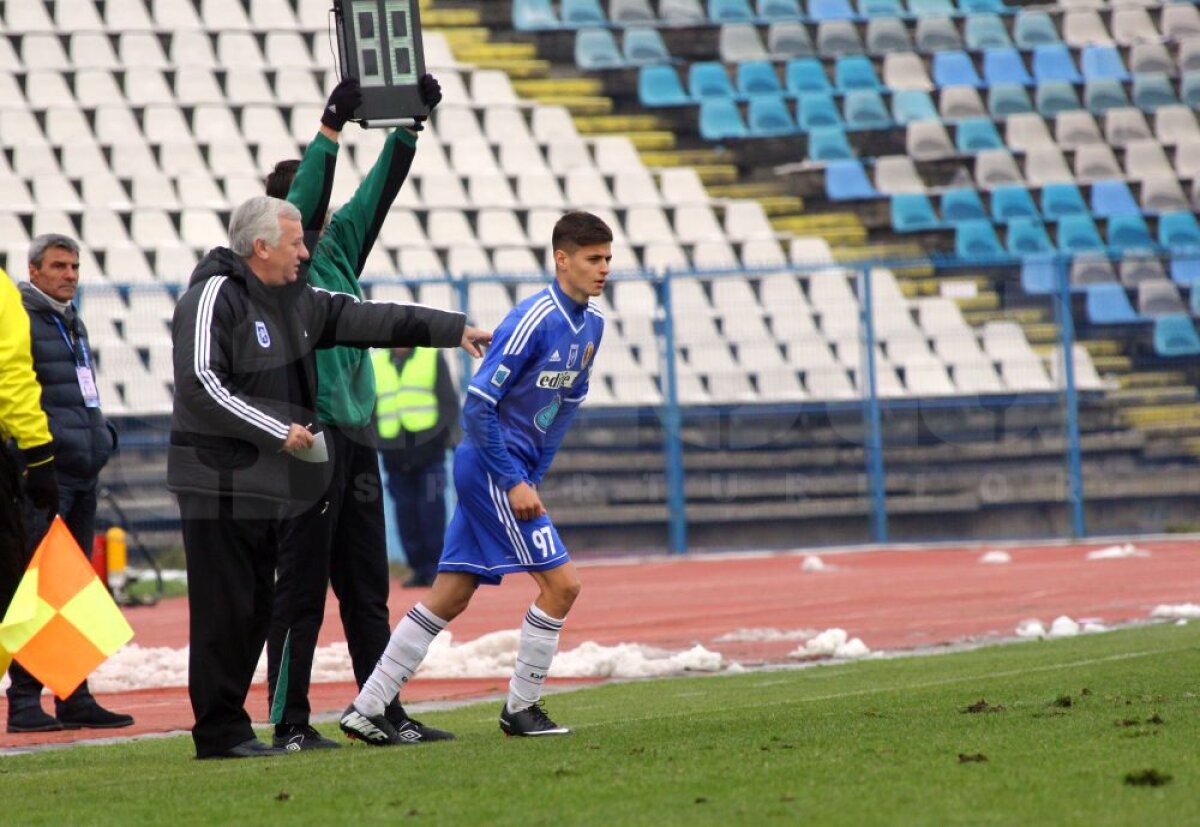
{"left": 0, "top": 517, "right": 133, "bottom": 699}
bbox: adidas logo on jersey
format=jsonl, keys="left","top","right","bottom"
{"left": 549, "top": 350, "right": 562, "bottom": 362}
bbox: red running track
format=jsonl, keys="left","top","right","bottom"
{"left": 3, "top": 540, "right": 1196, "bottom": 751}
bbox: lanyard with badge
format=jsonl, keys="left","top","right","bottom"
{"left": 51, "top": 314, "right": 101, "bottom": 408}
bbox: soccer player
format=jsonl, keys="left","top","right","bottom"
{"left": 340, "top": 211, "right": 611, "bottom": 744}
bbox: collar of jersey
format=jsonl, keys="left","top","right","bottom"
{"left": 548, "top": 280, "right": 586, "bottom": 334}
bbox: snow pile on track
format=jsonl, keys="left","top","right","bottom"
{"left": 1015, "top": 616, "right": 1107, "bottom": 638}
{"left": 788, "top": 628, "right": 870, "bottom": 660}
{"left": 979, "top": 550, "right": 1012, "bottom": 564}
{"left": 1151, "top": 604, "right": 1200, "bottom": 620}
{"left": 1086, "top": 544, "right": 1150, "bottom": 560}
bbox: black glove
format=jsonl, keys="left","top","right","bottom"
{"left": 418, "top": 73, "right": 442, "bottom": 112}
{"left": 321, "top": 77, "right": 363, "bottom": 131}
{"left": 21, "top": 444, "right": 58, "bottom": 519}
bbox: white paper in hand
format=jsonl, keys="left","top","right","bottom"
{"left": 292, "top": 430, "right": 329, "bottom": 463}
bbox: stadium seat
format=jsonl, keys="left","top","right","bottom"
{"left": 768, "top": 22, "right": 816, "bottom": 58}
{"left": 915, "top": 17, "right": 962, "bottom": 53}
{"left": 890, "top": 193, "right": 939, "bottom": 233}
{"left": 661, "top": 0, "right": 707, "bottom": 24}
{"left": 710, "top": 0, "right": 755, "bottom": 21}
{"left": 798, "top": 92, "right": 843, "bottom": 129}
{"left": 738, "top": 61, "right": 784, "bottom": 96}
{"left": 1139, "top": 281, "right": 1187, "bottom": 316}
{"left": 1084, "top": 283, "right": 1140, "bottom": 324}
{"left": 513, "top": 0, "right": 560, "bottom": 30}
{"left": 824, "top": 159, "right": 880, "bottom": 200}
{"left": 1057, "top": 215, "right": 1106, "bottom": 253}
{"left": 562, "top": 0, "right": 607, "bottom": 25}
{"left": 1159, "top": 212, "right": 1200, "bottom": 250}
{"left": 690, "top": 62, "right": 737, "bottom": 98}
{"left": 1040, "top": 183, "right": 1088, "bottom": 221}
{"left": 905, "top": 120, "right": 955, "bottom": 160}
{"left": 1006, "top": 218, "right": 1055, "bottom": 256}
{"left": 835, "top": 56, "right": 882, "bottom": 91}
{"left": 1070, "top": 254, "right": 1117, "bottom": 287}
{"left": 1084, "top": 79, "right": 1131, "bottom": 114}
{"left": 1036, "top": 82, "right": 1083, "bottom": 117}
{"left": 787, "top": 59, "right": 832, "bottom": 94}
{"left": 1183, "top": 40, "right": 1200, "bottom": 74}
{"left": 1133, "top": 73, "right": 1180, "bottom": 112}
{"left": 808, "top": 126, "right": 855, "bottom": 160}
{"left": 576, "top": 29, "right": 625, "bottom": 69}
{"left": 748, "top": 95, "right": 797, "bottom": 135}
{"left": 975, "top": 150, "right": 1024, "bottom": 189}
{"left": 939, "top": 188, "right": 986, "bottom": 223}
{"left": 1014, "top": 13, "right": 1061, "bottom": 49}
{"left": 721, "top": 24, "right": 770, "bottom": 62}
{"left": 934, "top": 52, "right": 983, "bottom": 89}
{"left": 1073, "top": 144, "right": 1123, "bottom": 182}
{"left": 875, "top": 156, "right": 925, "bottom": 194}
{"left": 955, "top": 220, "right": 1005, "bottom": 258}
{"left": 1156, "top": 106, "right": 1200, "bottom": 147}
{"left": 639, "top": 65, "right": 691, "bottom": 106}
{"left": 817, "top": 21, "right": 865, "bottom": 56}
{"left": 866, "top": 18, "right": 914, "bottom": 55}
{"left": 940, "top": 87, "right": 987, "bottom": 121}
{"left": 858, "top": 0, "right": 903, "bottom": 17}
{"left": 809, "top": 0, "right": 856, "bottom": 20}
{"left": 1089, "top": 180, "right": 1139, "bottom": 218}
{"left": 1172, "top": 257, "right": 1200, "bottom": 287}
{"left": 1140, "top": 177, "right": 1190, "bottom": 215}
{"left": 955, "top": 118, "right": 1003, "bottom": 152}
{"left": 1104, "top": 108, "right": 1153, "bottom": 147}
{"left": 1020, "top": 258, "right": 1058, "bottom": 295}
{"left": 1163, "top": 4, "right": 1200, "bottom": 40}
{"left": 844, "top": 90, "right": 891, "bottom": 129}
{"left": 700, "top": 99, "right": 750, "bottom": 140}
{"left": 892, "top": 91, "right": 939, "bottom": 124}
{"left": 623, "top": 27, "right": 670, "bottom": 64}
{"left": 987, "top": 84, "right": 1035, "bottom": 117}
{"left": 1081, "top": 45, "right": 1130, "bottom": 82}
{"left": 1106, "top": 215, "right": 1153, "bottom": 251}
{"left": 1118, "top": 254, "right": 1167, "bottom": 288}
{"left": 883, "top": 53, "right": 932, "bottom": 92}
{"left": 1025, "top": 148, "right": 1074, "bottom": 187}
{"left": 1034, "top": 46, "right": 1084, "bottom": 84}
{"left": 908, "top": 0, "right": 954, "bottom": 17}
{"left": 957, "top": 0, "right": 1004, "bottom": 13}
{"left": 990, "top": 185, "right": 1038, "bottom": 223}
{"left": 1005, "top": 113, "right": 1054, "bottom": 152}
{"left": 1152, "top": 314, "right": 1200, "bottom": 357}
{"left": 1129, "top": 43, "right": 1173, "bottom": 77}
{"left": 983, "top": 49, "right": 1033, "bottom": 87}
{"left": 758, "top": 0, "right": 802, "bottom": 20}
{"left": 965, "top": 15, "right": 1013, "bottom": 51}
{"left": 1182, "top": 73, "right": 1200, "bottom": 110}
{"left": 1063, "top": 10, "right": 1113, "bottom": 49}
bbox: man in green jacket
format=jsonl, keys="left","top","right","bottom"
{"left": 264, "top": 75, "right": 454, "bottom": 750}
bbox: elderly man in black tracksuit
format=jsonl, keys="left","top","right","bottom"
{"left": 7, "top": 234, "right": 133, "bottom": 734}
{"left": 169, "top": 195, "right": 489, "bottom": 759}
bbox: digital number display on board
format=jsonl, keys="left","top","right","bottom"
{"left": 334, "top": 0, "right": 428, "bottom": 126}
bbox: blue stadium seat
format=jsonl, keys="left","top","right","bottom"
{"left": 1170, "top": 256, "right": 1200, "bottom": 286}
{"left": 748, "top": 95, "right": 797, "bottom": 135}
{"left": 965, "top": 15, "right": 1012, "bottom": 50}
{"left": 1020, "top": 258, "right": 1058, "bottom": 294}
{"left": 890, "top": 193, "right": 939, "bottom": 232}
{"left": 1040, "top": 184, "right": 1087, "bottom": 221}
{"left": 824, "top": 159, "right": 879, "bottom": 199}
{"left": 891, "top": 91, "right": 939, "bottom": 124}
{"left": 1081, "top": 46, "right": 1130, "bottom": 82}
{"left": 957, "top": 0, "right": 1005, "bottom": 12}
{"left": 940, "top": 188, "right": 986, "bottom": 223}
{"left": 699, "top": 98, "right": 750, "bottom": 140}
{"left": 563, "top": 0, "right": 607, "bottom": 25}
{"left": 798, "top": 92, "right": 843, "bottom": 129}
{"left": 835, "top": 56, "right": 882, "bottom": 91}
{"left": 956, "top": 220, "right": 1006, "bottom": 259}
{"left": 575, "top": 29, "right": 626, "bottom": 69}
{"left": 808, "top": 0, "right": 856, "bottom": 20}
{"left": 1085, "top": 283, "right": 1140, "bottom": 324}
{"left": 1152, "top": 314, "right": 1200, "bottom": 357}
{"left": 690, "top": 62, "right": 737, "bottom": 98}
{"left": 513, "top": 0, "right": 560, "bottom": 30}
{"left": 1133, "top": 73, "right": 1179, "bottom": 112}
{"left": 1106, "top": 215, "right": 1153, "bottom": 251}
{"left": 1057, "top": 215, "right": 1105, "bottom": 253}
{"left": 808, "top": 125, "right": 855, "bottom": 160}
{"left": 955, "top": 118, "right": 1003, "bottom": 152}
{"left": 990, "top": 185, "right": 1038, "bottom": 222}
{"left": 987, "top": 84, "right": 1034, "bottom": 117}
{"left": 709, "top": 0, "right": 755, "bottom": 21}
{"left": 1036, "top": 82, "right": 1082, "bottom": 117}
{"left": 933, "top": 51, "right": 983, "bottom": 89}
{"left": 1090, "top": 180, "right": 1139, "bottom": 218}
{"left": 786, "top": 58, "right": 832, "bottom": 94}
{"left": 623, "top": 27, "right": 671, "bottom": 64}
{"left": 1181, "top": 72, "right": 1200, "bottom": 110}
{"left": 738, "top": 61, "right": 784, "bottom": 95}
{"left": 857, "top": 0, "right": 903, "bottom": 16}
{"left": 759, "top": 0, "right": 802, "bottom": 19}
{"left": 1160, "top": 212, "right": 1200, "bottom": 249}
{"left": 1006, "top": 218, "right": 1055, "bottom": 256}
{"left": 1014, "top": 13, "right": 1061, "bottom": 49}
{"left": 639, "top": 65, "right": 691, "bottom": 106}
{"left": 907, "top": 0, "right": 954, "bottom": 16}
{"left": 1032, "top": 46, "right": 1082, "bottom": 84}
{"left": 1084, "top": 80, "right": 1130, "bottom": 114}
{"left": 982, "top": 49, "right": 1032, "bottom": 86}
{"left": 844, "top": 90, "right": 891, "bottom": 129}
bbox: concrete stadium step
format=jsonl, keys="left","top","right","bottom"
{"left": 626, "top": 132, "right": 677, "bottom": 151}
{"left": 511, "top": 78, "right": 605, "bottom": 99}
{"left": 423, "top": 7, "right": 483, "bottom": 27}
{"left": 574, "top": 113, "right": 668, "bottom": 133}
{"left": 1123, "top": 403, "right": 1200, "bottom": 428}
{"left": 540, "top": 97, "right": 613, "bottom": 116}
{"left": 963, "top": 307, "right": 1044, "bottom": 326}
{"left": 1091, "top": 354, "right": 1134, "bottom": 373}
{"left": 1118, "top": 370, "right": 1191, "bottom": 389}
{"left": 452, "top": 41, "right": 538, "bottom": 62}
{"left": 1109, "top": 386, "right": 1199, "bottom": 407}
{"left": 952, "top": 292, "right": 1001, "bottom": 314}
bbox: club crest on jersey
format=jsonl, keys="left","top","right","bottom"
{"left": 566, "top": 344, "right": 580, "bottom": 368}
{"left": 534, "top": 396, "right": 562, "bottom": 432}
{"left": 490, "top": 364, "right": 512, "bottom": 388}
{"left": 582, "top": 342, "right": 595, "bottom": 368}
{"left": 254, "top": 321, "right": 271, "bottom": 348}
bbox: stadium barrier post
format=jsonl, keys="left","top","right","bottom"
{"left": 655, "top": 268, "right": 688, "bottom": 554}
{"left": 1053, "top": 255, "right": 1087, "bottom": 538}
{"left": 857, "top": 265, "right": 888, "bottom": 544}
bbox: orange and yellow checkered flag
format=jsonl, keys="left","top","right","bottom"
{"left": 0, "top": 517, "right": 133, "bottom": 699}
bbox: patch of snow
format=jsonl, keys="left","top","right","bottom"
{"left": 1015, "top": 619, "right": 1046, "bottom": 638}
{"left": 788, "top": 628, "right": 870, "bottom": 659}
{"left": 979, "top": 550, "right": 1012, "bottom": 565}
{"left": 1048, "top": 616, "right": 1080, "bottom": 637}
{"left": 1151, "top": 603, "right": 1200, "bottom": 619}
{"left": 1086, "top": 543, "right": 1150, "bottom": 560}
{"left": 801, "top": 555, "right": 830, "bottom": 572}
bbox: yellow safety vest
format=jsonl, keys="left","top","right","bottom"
{"left": 372, "top": 348, "right": 438, "bottom": 439}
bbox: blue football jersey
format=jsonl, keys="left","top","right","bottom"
{"left": 464, "top": 280, "right": 604, "bottom": 482}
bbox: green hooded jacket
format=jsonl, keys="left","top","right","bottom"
{"left": 286, "top": 128, "right": 418, "bottom": 428}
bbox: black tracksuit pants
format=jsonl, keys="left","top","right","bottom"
{"left": 266, "top": 425, "right": 391, "bottom": 726}
{"left": 178, "top": 493, "right": 284, "bottom": 758}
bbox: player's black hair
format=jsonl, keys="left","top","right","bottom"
{"left": 265, "top": 159, "right": 301, "bottom": 199}
{"left": 551, "top": 211, "right": 613, "bottom": 253}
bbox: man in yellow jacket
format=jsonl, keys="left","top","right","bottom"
{"left": 0, "top": 270, "right": 57, "bottom": 617}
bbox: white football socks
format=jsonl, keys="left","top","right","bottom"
{"left": 354, "top": 603, "right": 446, "bottom": 717}
{"left": 506, "top": 604, "right": 565, "bottom": 714}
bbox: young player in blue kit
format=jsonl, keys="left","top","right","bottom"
{"left": 340, "top": 211, "right": 611, "bottom": 744}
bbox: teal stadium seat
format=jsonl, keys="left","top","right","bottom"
{"left": 858, "top": 0, "right": 903, "bottom": 16}
{"left": 835, "top": 56, "right": 882, "bottom": 91}
{"left": 1152, "top": 314, "right": 1200, "bottom": 357}
{"left": 1040, "top": 184, "right": 1088, "bottom": 221}
{"left": 1133, "top": 74, "right": 1179, "bottom": 112}
{"left": 908, "top": 0, "right": 955, "bottom": 17}
{"left": 1036, "top": 81, "right": 1082, "bottom": 117}
{"left": 940, "top": 188, "right": 987, "bottom": 223}
{"left": 699, "top": 98, "right": 749, "bottom": 140}
{"left": 1159, "top": 212, "right": 1200, "bottom": 249}
{"left": 990, "top": 185, "right": 1038, "bottom": 223}
{"left": 1085, "top": 80, "right": 1130, "bottom": 114}
{"left": 956, "top": 118, "right": 1003, "bottom": 152}
{"left": 798, "top": 92, "right": 843, "bottom": 129}
{"left": 988, "top": 84, "right": 1034, "bottom": 117}
{"left": 575, "top": 29, "right": 625, "bottom": 69}
{"left": 710, "top": 0, "right": 755, "bottom": 21}
{"left": 1006, "top": 218, "right": 1055, "bottom": 256}
{"left": 957, "top": 0, "right": 1005, "bottom": 12}
{"left": 1182, "top": 73, "right": 1200, "bottom": 110}
{"left": 844, "top": 90, "right": 891, "bottom": 129}
{"left": 786, "top": 58, "right": 832, "bottom": 93}
{"left": 965, "top": 15, "right": 1013, "bottom": 50}
{"left": 758, "top": 0, "right": 802, "bottom": 19}
{"left": 955, "top": 219, "right": 1006, "bottom": 258}
{"left": 738, "top": 61, "right": 784, "bottom": 95}
{"left": 808, "top": 125, "right": 855, "bottom": 160}
{"left": 1014, "top": 13, "right": 1061, "bottom": 49}
{"left": 639, "top": 65, "right": 691, "bottom": 106}
{"left": 690, "top": 62, "right": 737, "bottom": 98}
{"left": 890, "top": 193, "right": 939, "bottom": 232}
{"left": 748, "top": 95, "right": 797, "bottom": 135}
{"left": 623, "top": 27, "right": 671, "bottom": 64}
{"left": 1170, "top": 257, "right": 1200, "bottom": 286}
{"left": 1085, "top": 283, "right": 1140, "bottom": 324}
{"left": 563, "top": 0, "right": 607, "bottom": 25}
{"left": 892, "top": 91, "right": 939, "bottom": 124}
{"left": 1057, "top": 215, "right": 1105, "bottom": 253}
{"left": 513, "top": 0, "right": 559, "bottom": 29}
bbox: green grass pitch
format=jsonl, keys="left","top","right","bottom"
{"left": 5, "top": 622, "right": 1197, "bottom": 826}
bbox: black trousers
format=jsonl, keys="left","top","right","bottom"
{"left": 179, "top": 493, "right": 284, "bottom": 757}
{"left": 6, "top": 482, "right": 98, "bottom": 714}
{"left": 0, "top": 446, "right": 26, "bottom": 619}
{"left": 266, "top": 425, "right": 391, "bottom": 726}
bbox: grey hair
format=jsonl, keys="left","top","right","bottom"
{"left": 228, "top": 196, "right": 302, "bottom": 257}
{"left": 28, "top": 234, "right": 80, "bottom": 267}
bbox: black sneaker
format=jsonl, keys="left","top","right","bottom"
{"left": 273, "top": 723, "right": 342, "bottom": 752}
{"left": 339, "top": 703, "right": 403, "bottom": 746}
{"left": 499, "top": 701, "right": 572, "bottom": 737}
{"left": 385, "top": 702, "right": 456, "bottom": 743}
